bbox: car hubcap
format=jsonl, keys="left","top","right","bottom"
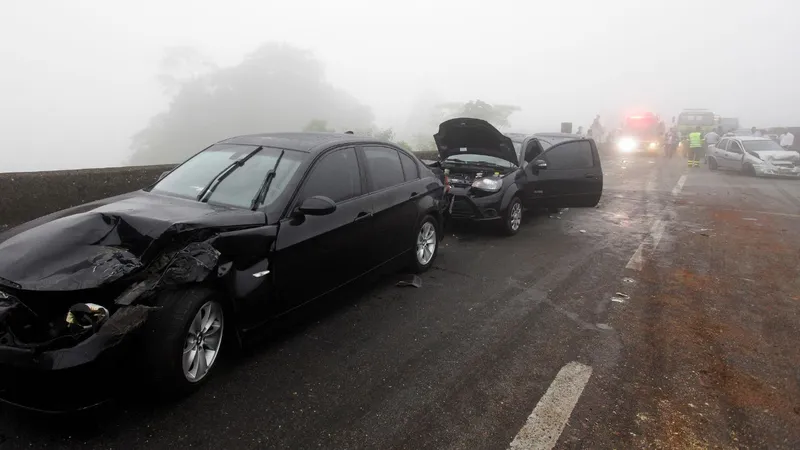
{"left": 416, "top": 222, "right": 437, "bottom": 265}
{"left": 183, "top": 301, "right": 224, "bottom": 383}
{"left": 510, "top": 202, "right": 522, "bottom": 231}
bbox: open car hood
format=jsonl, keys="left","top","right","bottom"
{"left": 434, "top": 118, "right": 518, "bottom": 166}
{"left": 0, "top": 192, "right": 266, "bottom": 291}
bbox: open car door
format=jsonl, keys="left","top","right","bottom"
{"left": 523, "top": 139, "right": 602, "bottom": 208}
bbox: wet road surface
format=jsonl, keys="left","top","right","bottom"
{"left": 2, "top": 153, "right": 799, "bottom": 449}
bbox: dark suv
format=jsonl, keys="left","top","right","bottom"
{"left": 435, "top": 118, "right": 603, "bottom": 235}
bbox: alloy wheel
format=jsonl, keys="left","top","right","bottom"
{"left": 509, "top": 201, "right": 522, "bottom": 231}
{"left": 182, "top": 301, "right": 224, "bottom": 383}
{"left": 416, "top": 222, "right": 437, "bottom": 266}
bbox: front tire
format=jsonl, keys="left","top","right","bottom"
{"left": 408, "top": 215, "right": 439, "bottom": 273}
{"left": 742, "top": 163, "right": 756, "bottom": 176}
{"left": 142, "top": 288, "right": 226, "bottom": 396}
{"left": 708, "top": 157, "right": 718, "bottom": 171}
{"left": 501, "top": 196, "right": 523, "bottom": 236}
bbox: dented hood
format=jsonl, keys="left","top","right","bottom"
{"left": 434, "top": 118, "right": 519, "bottom": 166}
{"left": 0, "top": 192, "right": 266, "bottom": 291}
{"left": 751, "top": 150, "right": 800, "bottom": 164}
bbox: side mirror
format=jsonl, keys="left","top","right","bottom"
{"left": 298, "top": 195, "right": 336, "bottom": 216}
{"left": 534, "top": 160, "right": 547, "bottom": 169}
{"left": 157, "top": 170, "right": 170, "bottom": 181}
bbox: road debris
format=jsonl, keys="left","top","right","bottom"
{"left": 622, "top": 277, "right": 636, "bottom": 284}
{"left": 579, "top": 230, "right": 587, "bottom": 233}
{"left": 596, "top": 323, "right": 613, "bottom": 330}
{"left": 396, "top": 274, "right": 422, "bottom": 288}
{"left": 611, "top": 292, "right": 630, "bottom": 303}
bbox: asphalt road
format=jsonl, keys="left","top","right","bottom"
{"left": 2, "top": 151, "right": 799, "bottom": 449}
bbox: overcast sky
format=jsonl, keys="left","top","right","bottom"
{"left": 1, "top": 0, "right": 797, "bottom": 172}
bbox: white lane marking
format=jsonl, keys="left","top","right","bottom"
{"left": 625, "top": 218, "right": 665, "bottom": 271}
{"left": 508, "top": 362, "right": 593, "bottom": 450}
{"left": 626, "top": 174, "right": 686, "bottom": 271}
{"left": 671, "top": 174, "right": 687, "bottom": 196}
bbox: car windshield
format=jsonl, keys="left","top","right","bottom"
{"left": 743, "top": 140, "right": 785, "bottom": 152}
{"left": 535, "top": 135, "right": 575, "bottom": 150}
{"left": 150, "top": 144, "right": 304, "bottom": 209}
{"left": 444, "top": 154, "right": 515, "bottom": 168}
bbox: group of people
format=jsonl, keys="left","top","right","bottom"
{"left": 663, "top": 126, "right": 796, "bottom": 168}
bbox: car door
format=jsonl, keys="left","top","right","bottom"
{"left": 361, "top": 145, "right": 421, "bottom": 265}
{"left": 712, "top": 138, "right": 729, "bottom": 168}
{"left": 519, "top": 137, "right": 548, "bottom": 207}
{"left": 726, "top": 140, "right": 745, "bottom": 171}
{"left": 527, "top": 140, "right": 603, "bottom": 207}
{"left": 272, "top": 146, "right": 375, "bottom": 311}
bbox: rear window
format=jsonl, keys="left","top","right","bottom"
{"left": 364, "top": 146, "right": 405, "bottom": 191}
{"left": 544, "top": 141, "right": 594, "bottom": 169}
{"left": 399, "top": 151, "right": 419, "bottom": 181}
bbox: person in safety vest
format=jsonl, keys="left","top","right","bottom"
{"left": 688, "top": 126, "right": 704, "bottom": 168}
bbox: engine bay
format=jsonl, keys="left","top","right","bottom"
{"left": 442, "top": 164, "right": 515, "bottom": 189}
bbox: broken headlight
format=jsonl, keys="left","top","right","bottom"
{"left": 471, "top": 177, "right": 503, "bottom": 192}
{"left": 66, "top": 303, "right": 109, "bottom": 333}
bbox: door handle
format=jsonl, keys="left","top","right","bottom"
{"left": 355, "top": 212, "right": 373, "bottom": 222}
{"left": 585, "top": 174, "right": 597, "bottom": 178}
{"left": 410, "top": 192, "right": 418, "bottom": 198}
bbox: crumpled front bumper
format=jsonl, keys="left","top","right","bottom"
{"left": 752, "top": 164, "right": 800, "bottom": 177}
{"left": 448, "top": 187, "right": 504, "bottom": 221}
{"left": 0, "top": 302, "right": 156, "bottom": 412}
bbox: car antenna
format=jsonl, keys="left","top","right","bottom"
{"left": 197, "top": 146, "right": 264, "bottom": 202}
{"left": 250, "top": 149, "right": 285, "bottom": 210}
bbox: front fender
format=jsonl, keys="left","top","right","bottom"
{"left": 499, "top": 183, "right": 522, "bottom": 212}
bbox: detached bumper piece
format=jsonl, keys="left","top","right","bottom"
{"left": 448, "top": 188, "right": 503, "bottom": 221}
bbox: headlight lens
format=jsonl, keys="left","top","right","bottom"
{"left": 648, "top": 142, "right": 657, "bottom": 149}
{"left": 471, "top": 177, "right": 503, "bottom": 192}
{"left": 618, "top": 138, "right": 637, "bottom": 152}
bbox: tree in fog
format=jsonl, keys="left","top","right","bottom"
{"left": 302, "top": 119, "right": 335, "bottom": 132}
{"left": 130, "top": 43, "right": 374, "bottom": 164}
{"left": 439, "top": 100, "right": 520, "bottom": 128}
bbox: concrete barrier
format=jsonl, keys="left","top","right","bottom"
{"left": 1, "top": 165, "right": 175, "bottom": 232}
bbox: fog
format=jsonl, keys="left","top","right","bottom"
{"left": 2, "top": 0, "right": 798, "bottom": 171}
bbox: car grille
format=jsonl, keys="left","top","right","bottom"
{"left": 451, "top": 198, "right": 475, "bottom": 218}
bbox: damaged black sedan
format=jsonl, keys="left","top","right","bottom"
{"left": 0, "top": 133, "right": 446, "bottom": 410}
{"left": 435, "top": 118, "right": 603, "bottom": 235}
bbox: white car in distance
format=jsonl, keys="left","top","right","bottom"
{"left": 707, "top": 136, "right": 800, "bottom": 177}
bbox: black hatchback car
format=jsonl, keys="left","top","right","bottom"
{"left": 0, "top": 133, "right": 446, "bottom": 410}
{"left": 435, "top": 118, "right": 603, "bottom": 235}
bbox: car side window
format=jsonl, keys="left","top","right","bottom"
{"left": 301, "top": 147, "right": 361, "bottom": 203}
{"left": 398, "top": 151, "right": 419, "bottom": 181}
{"left": 543, "top": 141, "right": 594, "bottom": 170}
{"left": 728, "top": 141, "right": 743, "bottom": 154}
{"left": 363, "top": 146, "right": 405, "bottom": 191}
{"left": 524, "top": 140, "right": 543, "bottom": 163}
{"left": 716, "top": 138, "right": 728, "bottom": 149}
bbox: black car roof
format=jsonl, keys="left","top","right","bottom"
{"left": 220, "top": 132, "right": 394, "bottom": 154}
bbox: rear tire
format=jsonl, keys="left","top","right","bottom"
{"left": 708, "top": 157, "right": 718, "bottom": 171}
{"left": 408, "top": 215, "right": 439, "bottom": 273}
{"left": 141, "top": 288, "right": 226, "bottom": 396}
{"left": 501, "top": 196, "right": 523, "bottom": 236}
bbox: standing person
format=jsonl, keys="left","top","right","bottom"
{"left": 665, "top": 130, "right": 677, "bottom": 158}
{"left": 688, "top": 126, "right": 704, "bottom": 168}
{"left": 780, "top": 129, "right": 794, "bottom": 149}
{"left": 704, "top": 127, "right": 720, "bottom": 164}
{"left": 576, "top": 126, "right": 584, "bottom": 137}
{"left": 590, "top": 115, "right": 604, "bottom": 143}
{"left": 751, "top": 127, "right": 762, "bottom": 137}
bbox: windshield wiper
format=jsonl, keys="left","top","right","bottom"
{"left": 197, "top": 146, "right": 264, "bottom": 202}
{"left": 250, "top": 149, "right": 285, "bottom": 210}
